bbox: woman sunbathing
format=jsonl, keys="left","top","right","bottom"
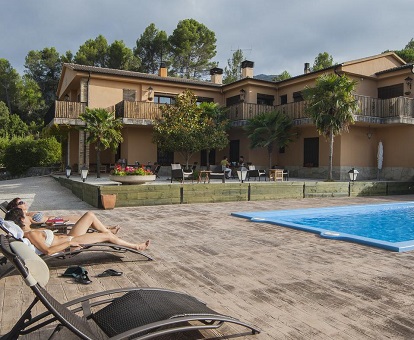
{"left": 6, "top": 197, "right": 79, "bottom": 225}
{"left": 5, "top": 208, "right": 150, "bottom": 256}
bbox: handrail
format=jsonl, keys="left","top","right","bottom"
{"left": 53, "top": 96, "right": 414, "bottom": 123}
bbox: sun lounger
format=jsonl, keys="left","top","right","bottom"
{"left": 0, "top": 217, "right": 153, "bottom": 279}
{"left": 0, "top": 234, "right": 260, "bottom": 339}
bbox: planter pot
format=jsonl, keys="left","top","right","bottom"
{"left": 101, "top": 194, "right": 117, "bottom": 210}
{"left": 109, "top": 174, "right": 156, "bottom": 184}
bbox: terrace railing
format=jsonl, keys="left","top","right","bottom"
{"left": 53, "top": 95, "right": 414, "bottom": 125}
{"left": 54, "top": 101, "right": 86, "bottom": 118}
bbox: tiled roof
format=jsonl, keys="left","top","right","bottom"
{"left": 376, "top": 63, "right": 414, "bottom": 75}
{"left": 63, "top": 63, "right": 222, "bottom": 88}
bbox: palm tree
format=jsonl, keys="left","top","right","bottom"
{"left": 79, "top": 108, "right": 123, "bottom": 178}
{"left": 244, "top": 110, "right": 293, "bottom": 169}
{"left": 303, "top": 73, "right": 359, "bottom": 181}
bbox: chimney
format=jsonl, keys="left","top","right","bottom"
{"left": 158, "top": 62, "right": 167, "bottom": 77}
{"left": 241, "top": 60, "right": 254, "bottom": 78}
{"left": 304, "top": 63, "right": 311, "bottom": 74}
{"left": 210, "top": 67, "right": 223, "bottom": 84}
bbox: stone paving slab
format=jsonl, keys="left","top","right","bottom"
{"left": 1, "top": 176, "right": 414, "bottom": 339}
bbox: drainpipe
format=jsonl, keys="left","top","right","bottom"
{"left": 334, "top": 64, "right": 343, "bottom": 77}
{"left": 83, "top": 71, "right": 91, "bottom": 166}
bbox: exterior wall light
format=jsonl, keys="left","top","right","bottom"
{"left": 239, "top": 88, "right": 246, "bottom": 102}
{"left": 367, "top": 125, "right": 373, "bottom": 139}
{"left": 405, "top": 76, "right": 412, "bottom": 89}
{"left": 148, "top": 86, "right": 153, "bottom": 101}
{"left": 65, "top": 165, "right": 72, "bottom": 178}
{"left": 348, "top": 168, "right": 359, "bottom": 182}
{"left": 81, "top": 164, "right": 89, "bottom": 182}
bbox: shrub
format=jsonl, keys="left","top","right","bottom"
{"left": 0, "top": 137, "right": 8, "bottom": 166}
{"left": 3, "top": 136, "right": 61, "bottom": 176}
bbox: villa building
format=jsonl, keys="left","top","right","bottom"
{"left": 49, "top": 52, "right": 414, "bottom": 180}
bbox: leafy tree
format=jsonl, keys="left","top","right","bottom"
{"left": 244, "top": 110, "right": 294, "bottom": 169}
{"left": 223, "top": 49, "right": 244, "bottom": 84}
{"left": 17, "top": 75, "right": 45, "bottom": 122}
{"left": 387, "top": 38, "right": 414, "bottom": 63}
{"left": 303, "top": 73, "right": 359, "bottom": 181}
{"left": 0, "top": 101, "right": 10, "bottom": 137}
{"left": 74, "top": 35, "right": 109, "bottom": 67}
{"left": 8, "top": 113, "right": 29, "bottom": 137}
{"left": 153, "top": 90, "right": 207, "bottom": 168}
{"left": 273, "top": 70, "right": 292, "bottom": 82}
{"left": 24, "top": 47, "right": 62, "bottom": 106}
{"left": 134, "top": 23, "right": 168, "bottom": 74}
{"left": 107, "top": 40, "right": 141, "bottom": 71}
{"left": 198, "top": 102, "right": 229, "bottom": 166}
{"left": 79, "top": 108, "right": 123, "bottom": 178}
{"left": 61, "top": 50, "right": 74, "bottom": 64}
{"left": 0, "top": 59, "right": 20, "bottom": 114}
{"left": 168, "top": 19, "right": 217, "bottom": 79}
{"left": 312, "top": 52, "right": 334, "bottom": 71}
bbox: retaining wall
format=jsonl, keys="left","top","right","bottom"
{"left": 54, "top": 177, "right": 414, "bottom": 209}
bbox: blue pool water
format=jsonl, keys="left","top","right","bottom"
{"left": 232, "top": 202, "right": 414, "bottom": 252}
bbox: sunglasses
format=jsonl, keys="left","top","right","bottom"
{"left": 17, "top": 201, "right": 25, "bottom": 206}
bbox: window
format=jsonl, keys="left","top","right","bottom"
{"left": 280, "top": 94, "right": 287, "bottom": 105}
{"left": 229, "top": 140, "right": 240, "bottom": 164}
{"left": 303, "top": 137, "right": 319, "bottom": 167}
{"left": 197, "top": 97, "right": 214, "bottom": 105}
{"left": 257, "top": 93, "right": 274, "bottom": 105}
{"left": 123, "top": 89, "right": 136, "bottom": 102}
{"left": 200, "top": 149, "right": 216, "bottom": 166}
{"left": 378, "top": 84, "right": 404, "bottom": 99}
{"left": 157, "top": 148, "right": 174, "bottom": 166}
{"left": 154, "top": 95, "right": 175, "bottom": 104}
{"left": 293, "top": 91, "right": 304, "bottom": 102}
{"left": 226, "top": 95, "right": 241, "bottom": 106}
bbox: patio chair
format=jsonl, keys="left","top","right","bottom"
{"left": 208, "top": 165, "right": 226, "bottom": 183}
{"left": 0, "top": 218, "right": 153, "bottom": 279}
{"left": 152, "top": 164, "right": 161, "bottom": 178}
{"left": 247, "top": 165, "right": 267, "bottom": 181}
{"left": 170, "top": 163, "right": 193, "bottom": 183}
{"left": 0, "top": 234, "right": 260, "bottom": 339}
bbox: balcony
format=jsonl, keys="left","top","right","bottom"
{"left": 52, "top": 95, "right": 414, "bottom": 127}
{"left": 228, "top": 95, "right": 414, "bottom": 126}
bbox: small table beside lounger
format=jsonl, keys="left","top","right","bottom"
{"left": 198, "top": 170, "right": 211, "bottom": 183}
{"left": 268, "top": 169, "right": 284, "bottom": 181}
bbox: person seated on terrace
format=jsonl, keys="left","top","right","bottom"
{"left": 6, "top": 197, "right": 80, "bottom": 225}
{"left": 220, "top": 156, "right": 232, "bottom": 179}
{"left": 5, "top": 208, "right": 150, "bottom": 255}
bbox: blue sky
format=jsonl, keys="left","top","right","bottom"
{"left": 2, "top": 0, "right": 413, "bottom": 77}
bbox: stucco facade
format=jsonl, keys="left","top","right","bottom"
{"left": 50, "top": 52, "right": 414, "bottom": 180}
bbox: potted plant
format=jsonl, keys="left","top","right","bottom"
{"left": 109, "top": 165, "right": 156, "bottom": 184}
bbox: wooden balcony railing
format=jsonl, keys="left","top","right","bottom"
{"left": 55, "top": 101, "right": 86, "bottom": 118}
{"left": 227, "top": 95, "right": 414, "bottom": 123}
{"left": 53, "top": 95, "right": 414, "bottom": 125}
{"left": 115, "top": 101, "right": 163, "bottom": 120}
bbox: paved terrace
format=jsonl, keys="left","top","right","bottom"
{"left": 1, "top": 176, "right": 414, "bottom": 339}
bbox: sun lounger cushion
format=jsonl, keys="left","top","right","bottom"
{"left": 10, "top": 240, "right": 49, "bottom": 287}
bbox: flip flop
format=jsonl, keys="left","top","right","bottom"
{"left": 97, "top": 269, "right": 123, "bottom": 277}
{"left": 74, "top": 272, "right": 92, "bottom": 284}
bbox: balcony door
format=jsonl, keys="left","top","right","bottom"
{"left": 229, "top": 140, "right": 240, "bottom": 164}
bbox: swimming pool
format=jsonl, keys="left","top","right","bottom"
{"left": 232, "top": 202, "right": 414, "bottom": 252}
